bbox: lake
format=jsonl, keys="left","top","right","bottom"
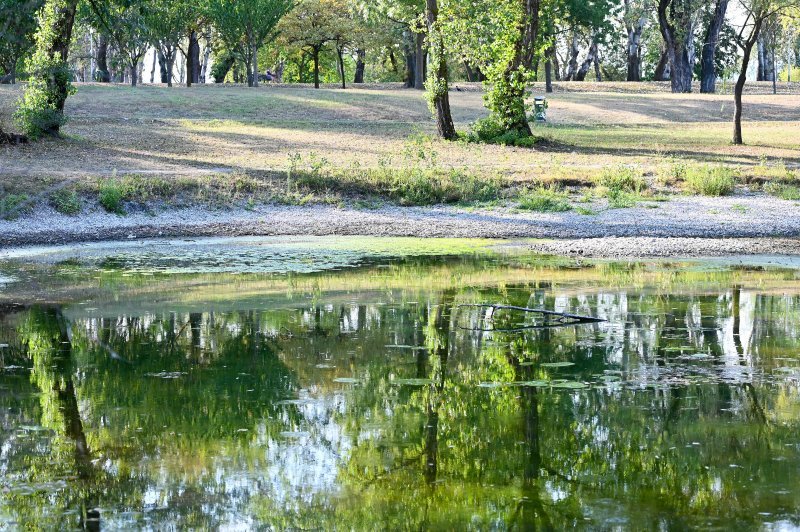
{"left": 1, "top": 237, "right": 799, "bottom": 529}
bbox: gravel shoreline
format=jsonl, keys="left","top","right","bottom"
{"left": 2, "top": 193, "right": 800, "bottom": 257}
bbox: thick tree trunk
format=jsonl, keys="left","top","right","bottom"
{"left": 414, "top": 32, "right": 425, "bottom": 90}
{"left": 700, "top": 0, "right": 728, "bottom": 93}
{"left": 200, "top": 32, "right": 212, "bottom": 83}
{"left": 354, "top": 49, "right": 365, "bottom": 83}
{"left": 626, "top": 16, "right": 646, "bottom": 81}
{"left": 186, "top": 30, "right": 200, "bottom": 87}
{"left": 657, "top": 0, "right": 695, "bottom": 93}
{"left": 654, "top": 48, "right": 670, "bottom": 80}
{"left": 565, "top": 32, "right": 579, "bottom": 80}
{"left": 575, "top": 41, "right": 598, "bottom": 81}
{"left": 313, "top": 48, "right": 320, "bottom": 88}
{"left": 495, "top": 0, "right": 541, "bottom": 136}
{"left": 129, "top": 62, "right": 137, "bottom": 87}
{"left": 734, "top": 23, "right": 762, "bottom": 145}
{"left": 757, "top": 36, "right": 775, "bottom": 82}
{"left": 96, "top": 33, "right": 110, "bottom": 82}
{"left": 425, "top": 0, "right": 456, "bottom": 140}
{"left": 545, "top": 46, "right": 554, "bottom": 93}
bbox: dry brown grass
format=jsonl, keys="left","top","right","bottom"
{"left": 1, "top": 81, "right": 799, "bottom": 196}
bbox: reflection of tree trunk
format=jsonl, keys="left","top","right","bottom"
{"left": 49, "top": 309, "right": 100, "bottom": 530}
{"left": 423, "top": 293, "right": 453, "bottom": 486}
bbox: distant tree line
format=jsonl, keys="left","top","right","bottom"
{"left": 2, "top": 0, "right": 799, "bottom": 143}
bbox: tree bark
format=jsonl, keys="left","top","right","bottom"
{"left": 96, "top": 32, "right": 110, "bottom": 82}
{"left": 313, "top": 47, "right": 320, "bottom": 88}
{"left": 625, "top": 10, "right": 646, "bottom": 81}
{"left": 654, "top": 48, "right": 671, "bottom": 80}
{"left": 565, "top": 32, "right": 579, "bottom": 80}
{"left": 354, "top": 49, "right": 365, "bottom": 83}
{"left": 700, "top": 0, "right": 728, "bottom": 93}
{"left": 187, "top": 30, "right": 200, "bottom": 87}
{"left": 337, "top": 46, "right": 346, "bottom": 89}
{"left": 734, "top": 20, "right": 763, "bottom": 145}
{"left": 251, "top": 41, "right": 259, "bottom": 87}
{"left": 129, "top": 62, "right": 137, "bottom": 87}
{"left": 575, "top": 41, "right": 598, "bottom": 81}
{"left": 657, "top": 0, "right": 695, "bottom": 93}
{"left": 414, "top": 31, "right": 425, "bottom": 90}
{"left": 425, "top": 0, "right": 456, "bottom": 140}
{"left": 545, "top": 46, "right": 554, "bottom": 93}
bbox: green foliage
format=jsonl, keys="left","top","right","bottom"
{"left": 595, "top": 165, "right": 647, "bottom": 193}
{"left": 470, "top": 115, "right": 538, "bottom": 147}
{"left": 287, "top": 136, "right": 502, "bottom": 206}
{"left": 49, "top": 187, "right": 81, "bottom": 215}
{"left": 517, "top": 186, "right": 572, "bottom": 212}
{"left": 764, "top": 182, "right": 800, "bottom": 200}
{"left": 98, "top": 179, "right": 126, "bottom": 214}
{"left": 0, "top": 193, "right": 29, "bottom": 220}
{"left": 683, "top": 165, "right": 736, "bottom": 196}
{"left": 14, "top": 0, "right": 78, "bottom": 139}
{"left": 0, "top": 0, "right": 43, "bottom": 79}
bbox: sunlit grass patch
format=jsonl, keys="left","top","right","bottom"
{"left": 683, "top": 165, "right": 736, "bottom": 196}
{"left": 517, "top": 186, "right": 571, "bottom": 212}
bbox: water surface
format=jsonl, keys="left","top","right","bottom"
{"left": 1, "top": 237, "right": 799, "bottom": 529}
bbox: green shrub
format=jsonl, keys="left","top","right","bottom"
{"left": 595, "top": 165, "right": 647, "bottom": 193}
{"left": 99, "top": 180, "right": 126, "bottom": 214}
{"left": 606, "top": 189, "right": 638, "bottom": 209}
{"left": 0, "top": 194, "right": 30, "bottom": 220}
{"left": 518, "top": 186, "right": 571, "bottom": 212}
{"left": 764, "top": 182, "right": 800, "bottom": 201}
{"left": 49, "top": 187, "right": 81, "bottom": 215}
{"left": 683, "top": 165, "right": 736, "bottom": 196}
{"left": 469, "top": 115, "right": 539, "bottom": 147}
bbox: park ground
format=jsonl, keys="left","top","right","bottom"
{"left": 1, "top": 81, "right": 800, "bottom": 252}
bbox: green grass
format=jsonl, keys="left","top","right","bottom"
{"left": 595, "top": 165, "right": 648, "bottom": 194}
{"left": 49, "top": 188, "right": 82, "bottom": 215}
{"left": 0, "top": 193, "right": 29, "bottom": 220}
{"left": 764, "top": 182, "right": 800, "bottom": 201}
{"left": 98, "top": 180, "right": 127, "bottom": 214}
{"left": 683, "top": 165, "right": 736, "bottom": 196}
{"left": 517, "top": 186, "right": 572, "bottom": 212}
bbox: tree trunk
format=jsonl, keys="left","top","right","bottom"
{"left": 700, "top": 0, "right": 728, "bottom": 93}
{"left": 575, "top": 41, "right": 598, "bottom": 81}
{"left": 252, "top": 41, "right": 259, "bottom": 87}
{"left": 545, "top": 46, "right": 554, "bottom": 93}
{"left": 313, "top": 48, "right": 320, "bottom": 88}
{"left": 493, "top": 0, "right": 541, "bottom": 136}
{"left": 129, "top": 62, "right": 137, "bottom": 87}
{"left": 200, "top": 31, "right": 212, "bottom": 83}
{"left": 186, "top": 30, "right": 200, "bottom": 87}
{"left": 354, "top": 49, "right": 365, "bottom": 83}
{"left": 657, "top": 0, "right": 695, "bottom": 93}
{"left": 626, "top": 16, "right": 646, "bottom": 81}
{"left": 565, "top": 32, "right": 579, "bottom": 80}
{"left": 96, "top": 33, "right": 110, "bottom": 82}
{"left": 414, "top": 31, "right": 425, "bottom": 90}
{"left": 338, "top": 46, "right": 346, "bottom": 89}
{"left": 654, "top": 48, "right": 670, "bottom": 80}
{"left": 36, "top": 0, "right": 80, "bottom": 131}
{"left": 734, "top": 22, "right": 763, "bottom": 145}
{"left": 425, "top": 0, "right": 456, "bottom": 140}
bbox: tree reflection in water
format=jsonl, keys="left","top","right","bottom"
{"left": 1, "top": 259, "right": 800, "bottom": 528}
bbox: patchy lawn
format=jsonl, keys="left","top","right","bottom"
{"left": 1, "top": 81, "right": 799, "bottom": 207}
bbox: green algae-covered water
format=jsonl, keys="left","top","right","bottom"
{"left": 1, "top": 237, "right": 800, "bottom": 529}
